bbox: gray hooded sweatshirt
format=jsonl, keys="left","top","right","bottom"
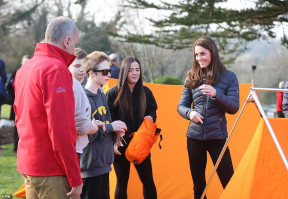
{"left": 80, "top": 88, "right": 114, "bottom": 178}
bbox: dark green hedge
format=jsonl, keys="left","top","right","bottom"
{"left": 154, "top": 76, "right": 183, "bottom": 85}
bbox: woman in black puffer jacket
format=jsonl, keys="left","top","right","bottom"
{"left": 177, "top": 37, "right": 239, "bottom": 199}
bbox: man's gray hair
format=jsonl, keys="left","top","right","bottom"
{"left": 45, "top": 16, "right": 77, "bottom": 44}
{"left": 109, "top": 53, "right": 120, "bottom": 63}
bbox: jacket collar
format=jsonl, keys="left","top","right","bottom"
{"left": 34, "top": 43, "right": 76, "bottom": 67}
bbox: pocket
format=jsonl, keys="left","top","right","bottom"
{"left": 188, "top": 122, "right": 201, "bottom": 135}
{"left": 208, "top": 118, "right": 224, "bottom": 139}
{"left": 92, "top": 135, "right": 113, "bottom": 168}
{"left": 80, "top": 143, "right": 98, "bottom": 170}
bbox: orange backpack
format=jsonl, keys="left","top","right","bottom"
{"left": 125, "top": 117, "right": 162, "bottom": 164}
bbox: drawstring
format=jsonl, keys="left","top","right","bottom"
{"left": 156, "top": 128, "right": 162, "bottom": 149}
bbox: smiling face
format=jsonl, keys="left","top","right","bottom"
{"left": 195, "top": 45, "right": 211, "bottom": 70}
{"left": 69, "top": 58, "right": 86, "bottom": 83}
{"left": 127, "top": 61, "right": 141, "bottom": 88}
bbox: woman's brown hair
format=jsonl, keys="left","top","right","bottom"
{"left": 113, "top": 56, "right": 146, "bottom": 120}
{"left": 184, "top": 37, "right": 226, "bottom": 89}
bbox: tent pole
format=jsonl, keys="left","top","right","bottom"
{"left": 200, "top": 91, "right": 253, "bottom": 199}
{"left": 250, "top": 89, "right": 288, "bottom": 171}
{"left": 201, "top": 87, "right": 288, "bottom": 199}
{"left": 251, "top": 87, "right": 288, "bottom": 92}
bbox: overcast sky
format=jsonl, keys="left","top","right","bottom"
{"left": 86, "top": 0, "right": 256, "bottom": 23}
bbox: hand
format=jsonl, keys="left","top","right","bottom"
{"left": 199, "top": 84, "right": 216, "bottom": 97}
{"left": 114, "top": 142, "right": 121, "bottom": 155}
{"left": 114, "top": 136, "right": 124, "bottom": 155}
{"left": 89, "top": 119, "right": 99, "bottom": 134}
{"left": 116, "top": 131, "right": 125, "bottom": 137}
{"left": 94, "top": 119, "right": 106, "bottom": 132}
{"left": 144, "top": 115, "right": 153, "bottom": 122}
{"left": 67, "top": 183, "right": 83, "bottom": 199}
{"left": 188, "top": 110, "right": 204, "bottom": 124}
{"left": 111, "top": 120, "right": 127, "bottom": 133}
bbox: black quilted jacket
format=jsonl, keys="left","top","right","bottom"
{"left": 177, "top": 70, "right": 239, "bottom": 140}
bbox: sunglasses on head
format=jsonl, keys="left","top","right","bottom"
{"left": 93, "top": 69, "right": 112, "bottom": 76}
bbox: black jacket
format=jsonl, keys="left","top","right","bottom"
{"left": 110, "top": 64, "right": 120, "bottom": 79}
{"left": 177, "top": 70, "right": 239, "bottom": 140}
{"left": 7, "top": 70, "right": 17, "bottom": 120}
{"left": 106, "top": 85, "right": 157, "bottom": 154}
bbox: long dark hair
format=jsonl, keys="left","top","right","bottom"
{"left": 184, "top": 37, "right": 226, "bottom": 89}
{"left": 113, "top": 56, "right": 146, "bottom": 120}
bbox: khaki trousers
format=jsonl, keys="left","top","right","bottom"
{"left": 21, "top": 174, "right": 71, "bottom": 199}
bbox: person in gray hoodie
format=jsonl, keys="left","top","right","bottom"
{"left": 80, "top": 51, "right": 127, "bottom": 199}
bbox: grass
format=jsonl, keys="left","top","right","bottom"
{"left": 0, "top": 144, "right": 23, "bottom": 198}
{"left": 1, "top": 105, "right": 21, "bottom": 197}
{"left": 1, "top": 104, "right": 11, "bottom": 119}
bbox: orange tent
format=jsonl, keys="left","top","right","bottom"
{"left": 219, "top": 118, "right": 288, "bottom": 199}
{"left": 13, "top": 184, "right": 25, "bottom": 198}
{"left": 15, "top": 81, "right": 287, "bottom": 198}
{"left": 116, "top": 82, "right": 261, "bottom": 199}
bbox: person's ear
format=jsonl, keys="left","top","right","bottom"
{"left": 88, "top": 70, "right": 94, "bottom": 78}
{"left": 63, "top": 37, "right": 71, "bottom": 49}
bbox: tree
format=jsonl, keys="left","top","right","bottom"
{"left": 104, "top": 2, "right": 195, "bottom": 83}
{"left": 0, "top": 0, "right": 115, "bottom": 72}
{"left": 0, "top": 0, "right": 44, "bottom": 31}
{"left": 115, "top": 0, "right": 288, "bottom": 64}
{"left": 71, "top": 0, "right": 114, "bottom": 54}
{"left": 107, "top": 6, "right": 193, "bottom": 83}
{"left": 0, "top": 0, "right": 46, "bottom": 72}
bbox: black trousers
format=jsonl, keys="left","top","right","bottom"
{"left": 13, "top": 126, "right": 19, "bottom": 152}
{"left": 276, "top": 111, "right": 284, "bottom": 118}
{"left": 187, "top": 138, "right": 234, "bottom": 199}
{"left": 81, "top": 173, "right": 110, "bottom": 199}
{"left": 113, "top": 155, "right": 157, "bottom": 199}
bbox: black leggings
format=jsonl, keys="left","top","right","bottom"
{"left": 113, "top": 155, "right": 157, "bottom": 199}
{"left": 81, "top": 173, "right": 110, "bottom": 199}
{"left": 187, "top": 138, "right": 234, "bottom": 199}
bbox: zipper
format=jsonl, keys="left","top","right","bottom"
{"left": 202, "top": 93, "right": 208, "bottom": 140}
{"left": 201, "top": 74, "right": 207, "bottom": 140}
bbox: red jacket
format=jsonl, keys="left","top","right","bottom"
{"left": 14, "top": 43, "right": 82, "bottom": 187}
{"left": 276, "top": 91, "right": 283, "bottom": 112}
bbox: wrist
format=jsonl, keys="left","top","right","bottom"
{"left": 211, "top": 90, "right": 217, "bottom": 99}
{"left": 187, "top": 109, "right": 194, "bottom": 119}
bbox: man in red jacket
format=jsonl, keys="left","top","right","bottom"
{"left": 14, "top": 16, "right": 82, "bottom": 199}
